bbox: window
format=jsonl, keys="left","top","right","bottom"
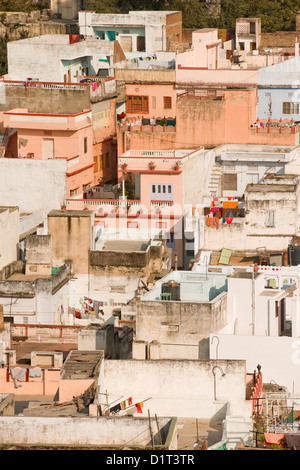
{"left": 126, "top": 95, "right": 149, "bottom": 114}
{"left": 137, "top": 36, "right": 145, "bottom": 52}
{"left": 70, "top": 189, "right": 78, "bottom": 197}
{"left": 94, "top": 156, "right": 98, "bottom": 173}
{"left": 239, "top": 42, "right": 245, "bottom": 51}
{"left": 283, "top": 102, "right": 299, "bottom": 114}
{"left": 250, "top": 22, "right": 256, "bottom": 34}
{"left": 265, "top": 210, "right": 275, "bottom": 227}
{"left": 223, "top": 173, "right": 237, "bottom": 191}
{"left": 151, "top": 183, "right": 173, "bottom": 201}
{"left": 84, "top": 137, "right": 88, "bottom": 153}
{"left": 163, "top": 96, "right": 172, "bottom": 109}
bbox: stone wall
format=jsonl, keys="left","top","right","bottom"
{"left": 0, "top": 84, "right": 91, "bottom": 114}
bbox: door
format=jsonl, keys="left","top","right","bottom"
{"left": 42, "top": 139, "right": 54, "bottom": 159}
{"left": 120, "top": 36, "right": 132, "bottom": 52}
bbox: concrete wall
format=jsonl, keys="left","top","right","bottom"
{"left": 101, "top": 359, "right": 250, "bottom": 419}
{"left": 0, "top": 84, "right": 91, "bottom": 114}
{"left": 48, "top": 210, "right": 94, "bottom": 274}
{"left": 0, "top": 159, "right": 66, "bottom": 214}
{"left": 0, "top": 415, "right": 177, "bottom": 449}
{"left": 25, "top": 235, "right": 52, "bottom": 265}
{"left": 135, "top": 294, "right": 227, "bottom": 345}
{"left": 0, "top": 208, "right": 19, "bottom": 270}
{"left": 209, "top": 333, "right": 300, "bottom": 395}
{"left": 7, "top": 36, "right": 116, "bottom": 82}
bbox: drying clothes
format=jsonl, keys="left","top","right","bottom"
{"left": 28, "top": 368, "right": 42, "bottom": 378}
{"left": 136, "top": 403, "right": 143, "bottom": 414}
{"left": 92, "top": 81, "right": 98, "bottom": 91}
{"left": 223, "top": 201, "right": 238, "bottom": 209}
{"left": 110, "top": 403, "right": 122, "bottom": 414}
{"left": 225, "top": 217, "right": 233, "bottom": 224}
{"left": 264, "top": 433, "right": 285, "bottom": 448}
{"left": 93, "top": 300, "right": 100, "bottom": 315}
{"left": 135, "top": 401, "right": 144, "bottom": 414}
{"left": 10, "top": 368, "right": 26, "bottom": 389}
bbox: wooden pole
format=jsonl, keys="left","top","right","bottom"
{"left": 148, "top": 410, "right": 154, "bottom": 449}
{"left": 155, "top": 414, "right": 163, "bottom": 445}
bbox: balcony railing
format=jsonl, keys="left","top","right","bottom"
{"left": 66, "top": 198, "right": 175, "bottom": 211}
{"left": 119, "top": 156, "right": 181, "bottom": 172}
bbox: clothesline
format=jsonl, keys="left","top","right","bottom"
{"left": 108, "top": 396, "right": 152, "bottom": 415}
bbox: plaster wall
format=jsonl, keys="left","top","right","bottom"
{"left": 0, "top": 159, "right": 66, "bottom": 214}
{"left": 101, "top": 359, "right": 250, "bottom": 419}
{"left": 209, "top": 333, "right": 300, "bottom": 395}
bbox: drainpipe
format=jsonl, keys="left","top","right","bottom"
{"left": 122, "top": 171, "right": 125, "bottom": 200}
{"left": 212, "top": 365, "right": 226, "bottom": 401}
{"left": 211, "top": 336, "right": 219, "bottom": 360}
{"left": 252, "top": 264, "right": 256, "bottom": 335}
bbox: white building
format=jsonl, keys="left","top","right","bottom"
{"left": 6, "top": 34, "right": 125, "bottom": 82}
{"left": 203, "top": 173, "right": 300, "bottom": 252}
{"left": 78, "top": 10, "right": 182, "bottom": 58}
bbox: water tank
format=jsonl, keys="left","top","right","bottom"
{"left": 288, "top": 244, "right": 300, "bottom": 266}
{"left": 162, "top": 280, "right": 181, "bottom": 301}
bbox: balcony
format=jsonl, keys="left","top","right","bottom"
{"left": 3, "top": 108, "right": 93, "bottom": 132}
{"left": 66, "top": 198, "right": 175, "bottom": 213}
{"left": 119, "top": 150, "right": 183, "bottom": 173}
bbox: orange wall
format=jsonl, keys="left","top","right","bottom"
{"left": 117, "top": 87, "right": 299, "bottom": 150}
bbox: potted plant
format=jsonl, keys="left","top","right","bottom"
{"left": 149, "top": 161, "right": 156, "bottom": 170}
{"left": 61, "top": 204, "right": 66, "bottom": 210}
{"left": 173, "top": 160, "right": 182, "bottom": 171}
{"left": 120, "top": 162, "right": 128, "bottom": 171}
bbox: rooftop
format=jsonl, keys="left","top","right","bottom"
{"left": 60, "top": 350, "right": 104, "bottom": 380}
{"left": 141, "top": 270, "right": 228, "bottom": 303}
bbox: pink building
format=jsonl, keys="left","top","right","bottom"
{"left": 67, "top": 147, "right": 206, "bottom": 268}
{"left": 1, "top": 107, "right": 95, "bottom": 198}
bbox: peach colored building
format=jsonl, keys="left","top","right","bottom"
{"left": 67, "top": 147, "right": 208, "bottom": 269}
{"left": 118, "top": 86, "right": 299, "bottom": 154}
{"left": 1, "top": 108, "right": 95, "bottom": 198}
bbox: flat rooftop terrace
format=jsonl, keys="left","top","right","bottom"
{"left": 141, "top": 271, "right": 228, "bottom": 303}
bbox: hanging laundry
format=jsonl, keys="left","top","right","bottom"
{"left": 225, "top": 217, "right": 233, "bottom": 224}
{"left": 136, "top": 403, "right": 143, "bottom": 413}
{"left": 92, "top": 81, "right": 98, "bottom": 91}
{"left": 28, "top": 368, "right": 42, "bottom": 378}
{"left": 10, "top": 368, "right": 26, "bottom": 388}
{"left": 264, "top": 433, "right": 285, "bottom": 448}
{"left": 110, "top": 403, "right": 122, "bottom": 414}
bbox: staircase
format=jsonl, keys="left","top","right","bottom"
{"left": 207, "top": 163, "right": 222, "bottom": 196}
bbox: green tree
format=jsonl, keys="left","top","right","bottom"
{"left": 0, "top": 1, "right": 50, "bottom": 12}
